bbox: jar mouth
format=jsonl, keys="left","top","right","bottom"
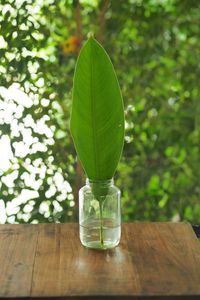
{"left": 86, "top": 178, "right": 113, "bottom": 186}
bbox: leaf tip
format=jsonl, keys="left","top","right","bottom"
{"left": 87, "top": 32, "right": 95, "bottom": 39}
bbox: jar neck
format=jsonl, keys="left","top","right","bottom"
{"left": 86, "top": 178, "right": 114, "bottom": 187}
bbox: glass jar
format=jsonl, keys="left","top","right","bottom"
{"left": 79, "top": 178, "right": 121, "bottom": 250}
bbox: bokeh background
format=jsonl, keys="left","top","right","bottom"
{"left": 0, "top": 0, "right": 200, "bottom": 224}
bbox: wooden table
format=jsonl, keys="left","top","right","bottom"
{"left": 0, "top": 223, "right": 200, "bottom": 299}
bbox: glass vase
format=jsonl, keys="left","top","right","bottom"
{"left": 79, "top": 178, "right": 121, "bottom": 250}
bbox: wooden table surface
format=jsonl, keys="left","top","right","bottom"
{"left": 0, "top": 222, "right": 200, "bottom": 299}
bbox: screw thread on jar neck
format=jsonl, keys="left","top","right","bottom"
{"left": 86, "top": 178, "right": 114, "bottom": 187}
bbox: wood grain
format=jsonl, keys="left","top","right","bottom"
{"left": 0, "top": 224, "right": 38, "bottom": 297}
{"left": 0, "top": 223, "right": 200, "bottom": 299}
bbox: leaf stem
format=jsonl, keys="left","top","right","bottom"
{"left": 99, "top": 199, "right": 104, "bottom": 248}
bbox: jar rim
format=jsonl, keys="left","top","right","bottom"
{"left": 86, "top": 178, "right": 114, "bottom": 185}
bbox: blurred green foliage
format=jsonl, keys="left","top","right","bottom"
{"left": 0, "top": 0, "right": 200, "bottom": 223}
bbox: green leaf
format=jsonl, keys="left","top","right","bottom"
{"left": 70, "top": 37, "right": 124, "bottom": 180}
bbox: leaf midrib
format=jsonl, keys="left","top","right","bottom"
{"left": 90, "top": 40, "right": 99, "bottom": 179}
